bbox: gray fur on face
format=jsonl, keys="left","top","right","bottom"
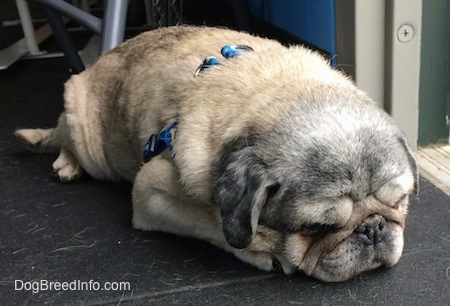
{"left": 213, "top": 81, "right": 417, "bottom": 249}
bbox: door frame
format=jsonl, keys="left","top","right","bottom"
{"left": 336, "top": 0, "right": 422, "bottom": 150}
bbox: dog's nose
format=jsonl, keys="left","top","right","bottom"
{"left": 354, "top": 215, "right": 386, "bottom": 245}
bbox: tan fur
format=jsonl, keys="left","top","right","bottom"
{"left": 15, "top": 26, "right": 417, "bottom": 282}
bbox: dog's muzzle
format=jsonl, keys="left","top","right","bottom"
{"left": 298, "top": 196, "right": 406, "bottom": 276}
{"left": 354, "top": 214, "right": 386, "bottom": 245}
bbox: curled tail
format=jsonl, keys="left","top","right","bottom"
{"left": 14, "top": 128, "right": 59, "bottom": 153}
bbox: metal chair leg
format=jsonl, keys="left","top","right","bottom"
{"left": 39, "top": 5, "right": 85, "bottom": 73}
{"left": 100, "top": 0, "right": 128, "bottom": 54}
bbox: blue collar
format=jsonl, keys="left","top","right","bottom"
{"left": 143, "top": 44, "right": 253, "bottom": 163}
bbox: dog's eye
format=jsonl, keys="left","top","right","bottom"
{"left": 300, "top": 223, "right": 340, "bottom": 236}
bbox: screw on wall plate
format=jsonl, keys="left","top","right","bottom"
{"left": 397, "top": 24, "right": 414, "bottom": 43}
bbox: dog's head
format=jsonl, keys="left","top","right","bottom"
{"left": 212, "top": 83, "right": 417, "bottom": 282}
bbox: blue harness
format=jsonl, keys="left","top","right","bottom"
{"left": 143, "top": 44, "right": 253, "bottom": 163}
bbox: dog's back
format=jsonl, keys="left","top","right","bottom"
{"left": 15, "top": 26, "right": 344, "bottom": 183}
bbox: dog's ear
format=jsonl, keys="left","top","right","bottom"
{"left": 397, "top": 136, "right": 419, "bottom": 195}
{"left": 213, "top": 142, "right": 277, "bottom": 249}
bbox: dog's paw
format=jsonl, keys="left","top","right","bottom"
{"left": 233, "top": 249, "right": 295, "bottom": 274}
{"left": 52, "top": 150, "right": 83, "bottom": 183}
{"left": 227, "top": 225, "right": 294, "bottom": 274}
{"left": 14, "top": 128, "right": 54, "bottom": 152}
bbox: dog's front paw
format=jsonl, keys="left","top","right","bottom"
{"left": 52, "top": 149, "right": 83, "bottom": 183}
{"left": 227, "top": 225, "right": 295, "bottom": 274}
{"left": 232, "top": 249, "right": 294, "bottom": 274}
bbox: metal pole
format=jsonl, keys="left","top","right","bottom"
{"left": 31, "top": 0, "right": 102, "bottom": 34}
{"left": 15, "top": 0, "right": 40, "bottom": 55}
{"left": 40, "top": 5, "right": 85, "bottom": 73}
{"left": 100, "top": 0, "right": 128, "bottom": 53}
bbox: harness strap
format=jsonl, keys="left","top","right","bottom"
{"left": 143, "top": 44, "right": 253, "bottom": 163}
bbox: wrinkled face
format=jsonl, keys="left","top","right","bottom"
{"left": 213, "top": 96, "right": 418, "bottom": 282}
{"left": 215, "top": 143, "right": 417, "bottom": 282}
{"left": 281, "top": 171, "right": 415, "bottom": 282}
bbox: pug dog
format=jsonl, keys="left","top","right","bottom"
{"left": 15, "top": 26, "right": 418, "bottom": 282}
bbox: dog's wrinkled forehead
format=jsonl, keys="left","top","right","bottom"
{"left": 258, "top": 89, "right": 417, "bottom": 198}
{"left": 280, "top": 138, "right": 415, "bottom": 212}
{"left": 253, "top": 88, "right": 417, "bottom": 232}
{"left": 283, "top": 137, "right": 406, "bottom": 200}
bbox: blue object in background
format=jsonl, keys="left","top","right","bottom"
{"left": 247, "top": 0, "right": 336, "bottom": 65}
